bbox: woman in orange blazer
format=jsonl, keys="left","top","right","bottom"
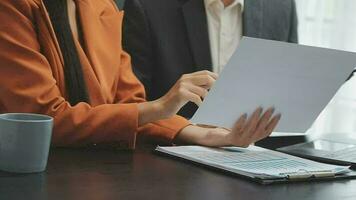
{"left": 0, "top": 0, "right": 280, "bottom": 148}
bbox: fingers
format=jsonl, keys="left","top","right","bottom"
{"left": 176, "top": 71, "right": 215, "bottom": 106}
{"left": 253, "top": 114, "right": 281, "bottom": 142}
{"left": 190, "top": 70, "right": 219, "bottom": 79}
{"left": 228, "top": 107, "right": 281, "bottom": 148}
{"left": 181, "top": 70, "right": 218, "bottom": 89}
{"left": 187, "top": 75, "right": 216, "bottom": 88}
{"left": 161, "top": 71, "right": 217, "bottom": 118}
{"left": 232, "top": 113, "right": 248, "bottom": 133}
{"left": 226, "top": 113, "right": 248, "bottom": 147}
{"left": 182, "top": 90, "right": 203, "bottom": 106}
{"left": 252, "top": 108, "right": 278, "bottom": 141}
{"left": 186, "top": 84, "right": 209, "bottom": 99}
{"left": 264, "top": 114, "right": 282, "bottom": 137}
{"left": 224, "top": 113, "right": 247, "bottom": 146}
{"left": 240, "top": 107, "right": 263, "bottom": 138}
{"left": 254, "top": 107, "right": 275, "bottom": 134}
{"left": 180, "top": 83, "right": 208, "bottom": 106}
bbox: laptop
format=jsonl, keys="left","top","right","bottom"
{"left": 278, "top": 134, "right": 356, "bottom": 167}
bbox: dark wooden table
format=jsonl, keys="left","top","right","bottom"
{"left": 1, "top": 144, "right": 356, "bottom": 200}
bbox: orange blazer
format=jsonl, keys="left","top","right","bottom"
{"left": 0, "top": 0, "right": 189, "bottom": 148}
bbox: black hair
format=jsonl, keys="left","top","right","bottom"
{"left": 43, "top": 0, "right": 90, "bottom": 105}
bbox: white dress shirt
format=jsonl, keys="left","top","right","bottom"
{"left": 204, "top": 0, "right": 244, "bottom": 73}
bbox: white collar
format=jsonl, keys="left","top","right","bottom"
{"left": 205, "top": 0, "right": 244, "bottom": 12}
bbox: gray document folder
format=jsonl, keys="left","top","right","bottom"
{"left": 191, "top": 37, "right": 356, "bottom": 133}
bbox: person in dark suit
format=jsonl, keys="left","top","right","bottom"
{"left": 123, "top": 0, "right": 298, "bottom": 119}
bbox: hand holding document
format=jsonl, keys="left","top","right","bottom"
{"left": 162, "top": 41, "right": 356, "bottom": 184}
{"left": 191, "top": 37, "right": 356, "bottom": 133}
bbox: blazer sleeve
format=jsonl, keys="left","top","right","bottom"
{"left": 115, "top": 50, "right": 190, "bottom": 145}
{"left": 122, "top": 0, "right": 155, "bottom": 99}
{"left": 288, "top": 0, "right": 299, "bottom": 43}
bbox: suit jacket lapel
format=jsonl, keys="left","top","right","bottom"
{"left": 35, "top": 0, "right": 67, "bottom": 92}
{"left": 37, "top": 0, "right": 64, "bottom": 65}
{"left": 182, "top": 0, "right": 212, "bottom": 71}
{"left": 243, "top": 0, "right": 263, "bottom": 38}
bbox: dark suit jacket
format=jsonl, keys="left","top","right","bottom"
{"left": 123, "top": 0, "right": 299, "bottom": 118}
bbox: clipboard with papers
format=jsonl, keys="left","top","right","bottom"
{"left": 155, "top": 146, "right": 356, "bottom": 184}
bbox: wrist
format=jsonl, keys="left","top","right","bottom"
{"left": 138, "top": 100, "right": 166, "bottom": 126}
{"left": 154, "top": 96, "right": 174, "bottom": 119}
{"left": 174, "top": 125, "right": 209, "bottom": 145}
{"left": 175, "top": 125, "right": 232, "bottom": 147}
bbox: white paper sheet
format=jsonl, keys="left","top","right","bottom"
{"left": 191, "top": 37, "right": 356, "bottom": 133}
{"left": 156, "top": 146, "right": 350, "bottom": 178}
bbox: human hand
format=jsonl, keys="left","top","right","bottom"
{"left": 176, "top": 107, "right": 281, "bottom": 147}
{"left": 157, "top": 70, "right": 218, "bottom": 119}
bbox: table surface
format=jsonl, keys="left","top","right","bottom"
{"left": 1, "top": 145, "right": 356, "bottom": 200}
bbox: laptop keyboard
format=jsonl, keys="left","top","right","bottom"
{"left": 325, "top": 146, "right": 356, "bottom": 162}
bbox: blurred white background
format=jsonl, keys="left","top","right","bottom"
{"left": 296, "top": 0, "right": 356, "bottom": 138}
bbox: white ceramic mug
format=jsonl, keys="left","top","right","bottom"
{"left": 0, "top": 113, "right": 53, "bottom": 173}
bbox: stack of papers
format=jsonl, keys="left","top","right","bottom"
{"left": 156, "top": 145, "right": 351, "bottom": 183}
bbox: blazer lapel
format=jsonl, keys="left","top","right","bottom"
{"left": 243, "top": 0, "right": 263, "bottom": 38}
{"left": 36, "top": 0, "right": 64, "bottom": 65}
{"left": 34, "top": 0, "right": 67, "bottom": 92}
{"left": 182, "top": 0, "right": 212, "bottom": 71}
